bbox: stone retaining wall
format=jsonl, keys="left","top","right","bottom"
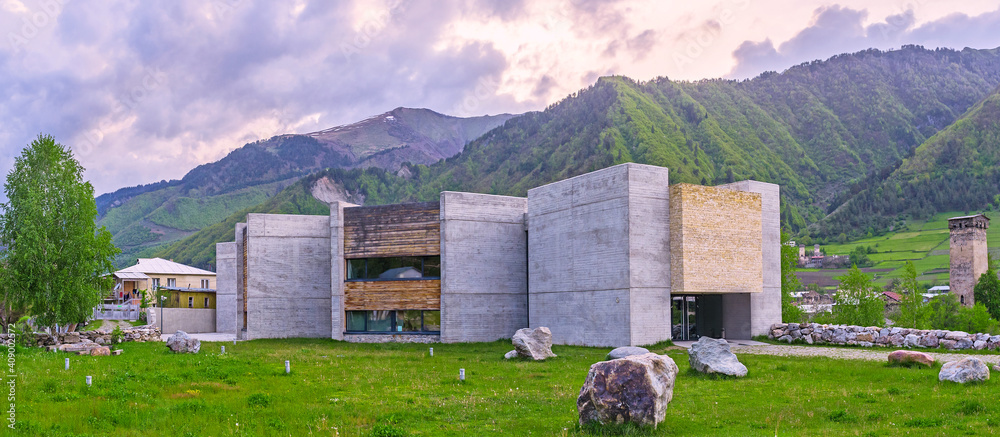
{"left": 0, "top": 325, "right": 161, "bottom": 347}
{"left": 769, "top": 323, "right": 1000, "bottom": 351}
{"left": 344, "top": 334, "right": 440, "bottom": 344}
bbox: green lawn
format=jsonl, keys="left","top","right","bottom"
{"left": 13, "top": 339, "right": 1000, "bottom": 436}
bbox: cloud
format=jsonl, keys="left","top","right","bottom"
{"left": 728, "top": 5, "right": 1000, "bottom": 79}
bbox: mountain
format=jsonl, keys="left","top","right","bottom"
{"left": 99, "top": 108, "right": 514, "bottom": 267}
{"left": 821, "top": 86, "right": 1000, "bottom": 238}
{"left": 158, "top": 45, "right": 1000, "bottom": 270}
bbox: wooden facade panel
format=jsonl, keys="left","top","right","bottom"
{"left": 344, "top": 280, "right": 441, "bottom": 310}
{"left": 344, "top": 202, "right": 440, "bottom": 258}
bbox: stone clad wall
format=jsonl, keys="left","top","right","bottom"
{"left": 7, "top": 325, "right": 162, "bottom": 347}
{"left": 769, "top": 323, "right": 1000, "bottom": 351}
{"left": 669, "top": 183, "right": 762, "bottom": 294}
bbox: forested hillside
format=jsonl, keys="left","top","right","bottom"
{"left": 99, "top": 108, "right": 513, "bottom": 267}
{"left": 158, "top": 45, "right": 1000, "bottom": 270}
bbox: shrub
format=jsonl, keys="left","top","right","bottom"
{"left": 110, "top": 325, "right": 124, "bottom": 344}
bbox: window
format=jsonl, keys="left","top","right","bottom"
{"left": 345, "top": 256, "right": 441, "bottom": 281}
{"left": 204, "top": 297, "right": 209, "bottom": 308}
{"left": 151, "top": 278, "right": 160, "bottom": 288}
{"left": 345, "top": 310, "right": 441, "bottom": 333}
{"left": 200, "top": 279, "right": 209, "bottom": 289}
{"left": 167, "top": 278, "right": 176, "bottom": 287}
{"left": 188, "top": 297, "right": 193, "bottom": 308}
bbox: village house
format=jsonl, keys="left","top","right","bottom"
{"left": 111, "top": 258, "right": 217, "bottom": 307}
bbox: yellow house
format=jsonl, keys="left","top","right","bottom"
{"left": 112, "top": 258, "right": 216, "bottom": 306}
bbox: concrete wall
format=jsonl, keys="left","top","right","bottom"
{"left": 215, "top": 242, "right": 238, "bottom": 334}
{"left": 719, "top": 181, "right": 781, "bottom": 338}
{"left": 158, "top": 308, "right": 216, "bottom": 334}
{"left": 440, "top": 192, "right": 528, "bottom": 343}
{"left": 245, "top": 213, "right": 332, "bottom": 339}
{"left": 235, "top": 223, "right": 247, "bottom": 338}
{"left": 669, "top": 184, "right": 763, "bottom": 294}
{"left": 528, "top": 163, "right": 670, "bottom": 347}
{"left": 329, "top": 201, "right": 356, "bottom": 340}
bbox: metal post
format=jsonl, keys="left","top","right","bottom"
{"left": 285, "top": 360, "right": 290, "bottom": 374}
{"left": 86, "top": 376, "right": 92, "bottom": 387}
{"left": 459, "top": 368, "right": 465, "bottom": 381}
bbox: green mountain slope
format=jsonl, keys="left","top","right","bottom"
{"left": 823, "top": 86, "right": 1000, "bottom": 237}
{"left": 100, "top": 108, "right": 514, "bottom": 267}
{"left": 160, "top": 46, "right": 1000, "bottom": 269}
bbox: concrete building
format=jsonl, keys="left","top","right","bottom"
{"left": 216, "top": 163, "right": 781, "bottom": 346}
{"left": 948, "top": 214, "right": 990, "bottom": 306}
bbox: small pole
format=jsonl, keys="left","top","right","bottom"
{"left": 86, "top": 376, "right": 92, "bottom": 387}
{"left": 285, "top": 360, "right": 290, "bottom": 374}
{"left": 429, "top": 347, "right": 433, "bottom": 357}
{"left": 459, "top": 368, "right": 465, "bottom": 381}
{"left": 65, "top": 358, "right": 70, "bottom": 370}
{"left": 221, "top": 346, "right": 225, "bottom": 354}
{"left": 233, "top": 339, "right": 236, "bottom": 346}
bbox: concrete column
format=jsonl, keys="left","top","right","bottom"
{"left": 215, "top": 242, "right": 238, "bottom": 335}
{"left": 440, "top": 192, "right": 528, "bottom": 343}
{"left": 719, "top": 181, "right": 781, "bottom": 337}
{"left": 329, "top": 201, "right": 356, "bottom": 340}
{"left": 234, "top": 222, "right": 247, "bottom": 340}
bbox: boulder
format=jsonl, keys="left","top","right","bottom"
{"left": 62, "top": 332, "right": 81, "bottom": 344}
{"left": 607, "top": 347, "right": 650, "bottom": 360}
{"left": 166, "top": 331, "right": 201, "bottom": 354}
{"left": 920, "top": 334, "right": 939, "bottom": 348}
{"left": 939, "top": 358, "right": 990, "bottom": 383}
{"left": 89, "top": 347, "right": 111, "bottom": 356}
{"left": 940, "top": 339, "right": 958, "bottom": 350}
{"left": 904, "top": 334, "right": 921, "bottom": 348}
{"left": 577, "top": 353, "right": 678, "bottom": 428}
{"left": 887, "top": 350, "right": 934, "bottom": 367}
{"left": 688, "top": 337, "right": 747, "bottom": 377}
{"left": 511, "top": 327, "right": 556, "bottom": 360}
{"left": 503, "top": 350, "right": 518, "bottom": 360}
{"left": 856, "top": 333, "right": 874, "bottom": 342}
{"left": 945, "top": 331, "right": 969, "bottom": 341}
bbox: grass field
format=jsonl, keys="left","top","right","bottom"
{"left": 804, "top": 210, "right": 1000, "bottom": 288}
{"left": 13, "top": 339, "right": 1000, "bottom": 436}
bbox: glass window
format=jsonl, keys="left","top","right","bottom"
{"left": 188, "top": 297, "right": 193, "bottom": 308}
{"left": 423, "top": 256, "right": 441, "bottom": 278}
{"left": 152, "top": 278, "right": 160, "bottom": 288}
{"left": 367, "top": 311, "right": 393, "bottom": 332}
{"left": 346, "top": 311, "right": 367, "bottom": 331}
{"left": 204, "top": 297, "right": 210, "bottom": 308}
{"left": 167, "top": 278, "right": 176, "bottom": 287}
{"left": 398, "top": 310, "right": 422, "bottom": 332}
{"left": 346, "top": 259, "right": 367, "bottom": 279}
{"left": 422, "top": 311, "right": 440, "bottom": 332}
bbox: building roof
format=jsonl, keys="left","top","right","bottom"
{"left": 882, "top": 291, "right": 902, "bottom": 302}
{"left": 948, "top": 214, "right": 990, "bottom": 221}
{"left": 159, "top": 286, "right": 216, "bottom": 293}
{"left": 113, "top": 271, "right": 150, "bottom": 280}
{"left": 928, "top": 285, "right": 950, "bottom": 292}
{"left": 116, "top": 258, "right": 215, "bottom": 276}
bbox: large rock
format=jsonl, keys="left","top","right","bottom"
{"left": 503, "top": 350, "right": 518, "bottom": 360}
{"left": 511, "top": 327, "right": 556, "bottom": 360}
{"left": 887, "top": 350, "right": 934, "bottom": 367}
{"left": 62, "top": 332, "right": 81, "bottom": 344}
{"left": 89, "top": 346, "right": 111, "bottom": 356}
{"left": 607, "top": 347, "right": 650, "bottom": 360}
{"left": 166, "top": 331, "right": 201, "bottom": 354}
{"left": 577, "top": 353, "right": 678, "bottom": 428}
{"left": 939, "top": 358, "right": 990, "bottom": 383}
{"left": 688, "top": 337, "right": 747, "bottom": 377}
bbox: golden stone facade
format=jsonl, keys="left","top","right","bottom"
{"left": 669, "top": 184, "right": 763, "bottom": 294}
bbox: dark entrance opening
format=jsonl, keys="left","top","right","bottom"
{"left": 671, "top": 295, "right": 724, "bottom": 341}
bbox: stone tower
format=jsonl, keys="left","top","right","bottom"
{"left": 949, "top": 214, "right": 990, "bottom": 307}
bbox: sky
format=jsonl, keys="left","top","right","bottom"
{"left": 2, "top": 0, "right": 1000, "bottom": 197}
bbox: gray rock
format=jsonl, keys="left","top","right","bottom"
{"left": 945, "top": 331, "right": 969, "bottom": 341}
{"left": 688, "top": 337, "right": 747, "bottom": 377}
{"left": 804, "top": 335, "right": 814, "bottom": 345}
{"left": 607, "top": 346, "right": 650, "bottom": 360}
{"left": 578, "top": 353, "right": 678, "bottom": 428}
{"left": 939, "top": 358, "right": 990, "bottom": 383}
{"left": 833, "top": 330, "right": 847, "bottom": 343}
{"left": 790, "top": 330, "right": 802, "bottom": 339}
{"left": 166, "top": 331, "right": 201, "bottom": 354}
{"left": 62, "top": 332, "right": 81, "bottom": 344}
{"left": 504, "top": 350, "right": 518, "bottom": 360}
{"left": 904, "top": 334, "right": 920, "bottom": 348}
{"left": 778, "top": 335, "right": 792, "bottom": 343}
{"left": 974, "top": 340, "right": 987, "bottom": 350}
{"left": 940, "top": 339, "right": 958, "bottom": 350}
{"left": 512, "top": 327, "right": 556, "bottom": 360}
{"left": 956, "top": 339, "right": 974, "bottom": 350}
{"left": 920, "top": 334, "right": 939, "bottom": 348}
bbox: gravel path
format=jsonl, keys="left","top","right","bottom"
{"left": 730, "top": 344, "right": 1000, "bottom": 365}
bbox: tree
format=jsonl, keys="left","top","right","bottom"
{"left": 780, "top": 232, "right": 805, "bottom": 323}
{"left": 833, "top": 265, "right": 884, "bottom": 327}
{"left": 928, "top": 293, "right": 999, "bottom": 334}
{"left": 0, "top": 135, "right": 119, "bottom": 328}
{"left": 897, "top": 261, "right": 929, "bottom": 329}
{"left": 973, "top": 265, "right": 1000, "bottom": 320}
{"left": 848, "top": 245, "right": 873, "bottom": 268}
